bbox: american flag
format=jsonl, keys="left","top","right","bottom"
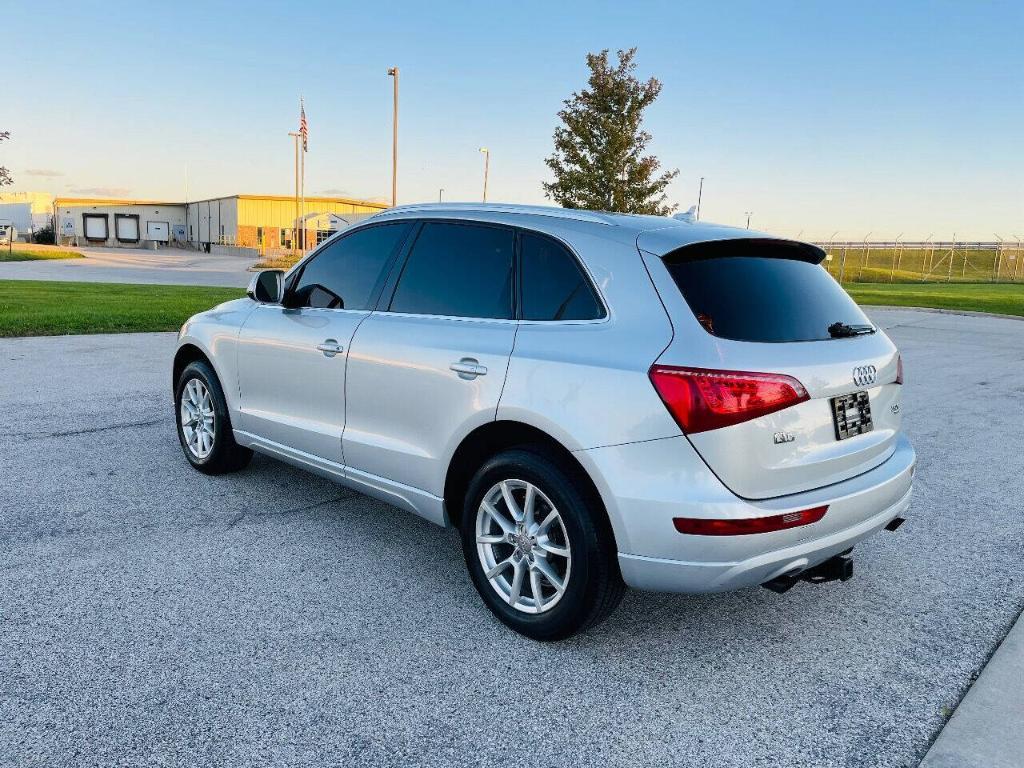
{"left": 299, "top": 100, "right": 308, "bottom": 152}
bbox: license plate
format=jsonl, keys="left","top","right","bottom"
{"left": 831, "top": 391, "right": 873, "bottom": 440}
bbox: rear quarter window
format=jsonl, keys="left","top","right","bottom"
{"left": 520, "top": 233, "right": 603, "bottom": 321}
{"left": 663, "top": 240, "right": 872, "bottom": 343}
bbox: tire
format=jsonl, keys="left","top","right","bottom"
{"left": 460, "top": 448, "right": 625, "bottom": 641}
{"left": 174, "top": 360, "right": 252, "bottom": 475}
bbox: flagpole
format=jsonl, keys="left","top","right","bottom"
{"left": 288, "top": 131, "right": 299, "bottom": 257}
{"left": 300, "top": 144, "right": 305, "bottom": 250}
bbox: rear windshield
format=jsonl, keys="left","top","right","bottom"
{"left": 664, "top": 241, "right": 872, "bottom": 343}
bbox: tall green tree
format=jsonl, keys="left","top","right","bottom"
{"left": 543, "top": 48, "right": 678, "bottom": 215}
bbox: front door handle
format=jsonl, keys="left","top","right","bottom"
{"left": 317, "top": 339, "right": 344, "bottom": 358}
{"left": 450, "top": 358, "right": 488, "bottom": 379}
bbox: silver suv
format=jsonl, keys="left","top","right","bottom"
{"left": 173, "top": 203, "right": 915, "bottom": 640}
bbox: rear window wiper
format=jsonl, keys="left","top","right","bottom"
{"left": 828, "top": 321, "right": 876, "bottom": 338}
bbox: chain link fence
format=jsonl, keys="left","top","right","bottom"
{"left": 814, "top": 241, "right": 1024, "bottom": 283}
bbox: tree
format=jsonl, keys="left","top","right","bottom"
{"left": 543, "top": 48, "right": 678, "bottom": 215}
{"left": 0, "top": 131, "right": 11, "bottom": 187}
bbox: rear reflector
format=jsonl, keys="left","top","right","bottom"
{"left": 673, "top": 506, "right": 829, "bottom": 536}
{"left": 649, "top": 365, "right": 809, "bottom": 433}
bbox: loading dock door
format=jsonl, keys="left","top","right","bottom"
{"left": 115, "top": 214, "right": 140, "bottom": 243}
{"left": 83, "top": 214, "right": 108, "bottom": 241}
{"left": 147, "top": 221, "right": 170, "bottom": 242}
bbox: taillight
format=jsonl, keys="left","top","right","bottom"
{"left": 649, "top": 366, "right": 809, "bottom": 433}
{"left": 673, "top": 506, "right": 828, "bottom": 535}
{"left": 895, "top": 354, "right": 904, "bottom": 385}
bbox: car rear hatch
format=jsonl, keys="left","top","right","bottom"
{"left": 643, "top": 234, "right": 903, "bottom": 500}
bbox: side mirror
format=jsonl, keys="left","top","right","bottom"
{"left": 247, "top": 269, "right": 285, "bottom": 304}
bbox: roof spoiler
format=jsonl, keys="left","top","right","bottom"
{"left": 660, "top": 237, "right": 827, "bottom": 265}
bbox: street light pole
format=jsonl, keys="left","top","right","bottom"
{"left": 288, "top": 131, "right": 300, "bottom": 255}
{"left": 479, "top": 147, "right": 490, "bottom": 202}
{"left": 744, "top": 211, "right": 753, "bottom": 229}
{"left": 438, "top": 188, "right": 444, "bottom": 203}
{"left": 387, "top": 67, "right": 399, "bottom": 207}
{"left": 696, "top": 176, "right": 704, "bottom": 220}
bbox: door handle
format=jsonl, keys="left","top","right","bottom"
{"left": 450, "top": 358, "right": 488, "bottom": 379}
{"left": 317, "top": 339, "right": 344, "bottom": 357}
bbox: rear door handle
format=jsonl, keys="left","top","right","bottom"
{"left": 317, "top": 339, "right": 344, "bottom": 357}
{"left": 450, "top": 358, "right": 488, "bottom": 379}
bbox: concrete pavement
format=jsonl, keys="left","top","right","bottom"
{"left": 1, "top": 308, "right": 1022, "bottom": 767}
{"left": 920, "top": 610, "right": 1024, "bottom": 767}
{"left": 0, "top": 245, "right": 255, "bottom": 287}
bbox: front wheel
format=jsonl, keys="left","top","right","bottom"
{"left": 174, "top": 360, "right": 252, "bottom": 475}
{"left": 460, "top": 448, "right": 624, "bottom": 641}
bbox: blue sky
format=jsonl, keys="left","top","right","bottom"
{"left": 4, "top": 0, "right": 1022, "bottom": 238}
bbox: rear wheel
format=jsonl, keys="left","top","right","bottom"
{"left": 175, "top": 360, "right": 252, "bottom": 474}
{"left": 460, "top": 448, "right": 624, "bottom": 640}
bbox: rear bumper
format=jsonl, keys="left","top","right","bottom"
{"left": 619, "top": 485, "right": 912, "bottom": 593}
{"left": 578, "top": 433, "right": 915, "bottom": 594}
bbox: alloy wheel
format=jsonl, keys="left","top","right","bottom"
{"left": 475, "top": 479, "right": 572, "bottom": 614}
{"left": 180, "top": 378, "right": 216, "bottom": 459}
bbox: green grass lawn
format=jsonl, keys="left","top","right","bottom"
{"left": 845, "top": 282, "right": 1024, "bottom": 317}
{"left": 0, "top": 246, "right": 84, "bottom": 262}
{"left": 0, "top": 280, "right": 244, "bottom": 337}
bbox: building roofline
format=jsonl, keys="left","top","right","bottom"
{"left": 185, "top": 193, "right": 389, "bottom": 208}
{"left": 53, "top": 197, "right": 182, "bottom": 207}
{"left": 53, "top": 194, "right": 389, "bottom": 210}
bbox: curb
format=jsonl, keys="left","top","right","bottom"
{"left": 863, "top": 305, "right": 1024, "bottom": 322}
{"left": 919, "top": 606, "right": 1024, "bottom": 767}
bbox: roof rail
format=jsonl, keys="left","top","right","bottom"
{"left": 373, "top": 202, "right": 617, "bottom": 225}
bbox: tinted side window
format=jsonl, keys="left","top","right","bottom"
{"left": 520, "top": 233, "right": 602, "bottom": 321}
{"left": 292, "top": 223, "right": 411, "bottom": 310}
{"left": 389, "top": 223, "right": 514, "bottom": 319}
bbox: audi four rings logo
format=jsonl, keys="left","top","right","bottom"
{"left": 852, "top": 365, "right": 877, "bottom": 387}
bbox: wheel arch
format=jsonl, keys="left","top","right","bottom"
{"left": 172, "top": 342, "right": 213, "bottom": 395}
{"left": 443, "top": 420, "right": 619, "bottom": 550}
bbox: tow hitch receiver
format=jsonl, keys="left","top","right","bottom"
{"left": 762, "top": 554, "right": 855, "bottom": 594}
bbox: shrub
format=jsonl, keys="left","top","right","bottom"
{"left": 32, "top": 225, "right": 56, "bottom": 245}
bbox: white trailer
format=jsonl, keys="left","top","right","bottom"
{"left": 0, "top": 220, "right": 17, "bottom": 244}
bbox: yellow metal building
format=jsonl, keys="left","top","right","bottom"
{"left": 185, "top": 194, "right": 388, "bottom": 251}
{"left": 48, "top": 192, "right": 387, "bottom": 251}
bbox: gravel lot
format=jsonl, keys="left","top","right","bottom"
{"left": 1, "top": 309, "right": 1022, "bottom": 767}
